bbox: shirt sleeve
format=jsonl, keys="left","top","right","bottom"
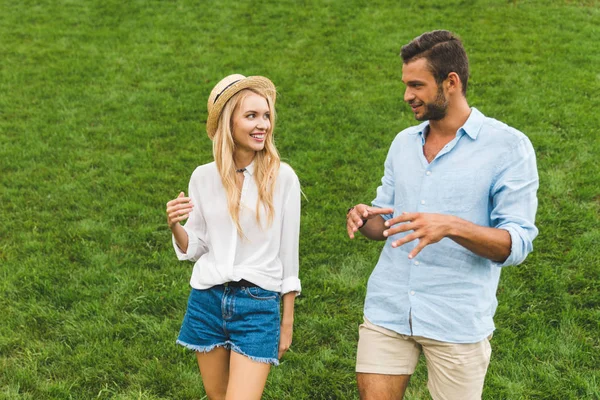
{"left": 279, "top": 175, "right": 302, "bottom": 295}
{"left": 371, "top": 143, "right": 396, "bottom": 220}
{"left": 172, "top": 172, "right": 209, "bottom": 262}
{"left": 490, "top": 137, "right": 539, "bottom": 267}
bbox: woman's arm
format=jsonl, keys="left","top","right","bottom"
{"left": 166, "top": 191, "right": 193, "bottom": 252}
{"left": 279, "top": 292, "right": 295, "bottom": 359}
{"left": 278, "top": 171, "right": 302, "bottom": 359}
{"left": 167, "top": 172, "right": 209, "bottom": 261}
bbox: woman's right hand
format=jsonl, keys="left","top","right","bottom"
{"left": 166, "top": 192, "right": 194, "bottom": 230}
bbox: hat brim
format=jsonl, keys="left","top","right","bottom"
{"left": 206, "top": 76, "right": 276, "bottom": 139}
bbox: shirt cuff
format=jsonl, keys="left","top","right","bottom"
{"left": 491, "top": 226, "right": 522, "bottom": 268}
{"left": 172, "top": 225, "right": 199, "bottom": 261}
{"left": 281, "top": 276, "right": 301, "bottom": 296}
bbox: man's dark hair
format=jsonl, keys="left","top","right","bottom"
{"left": 400, "top": 30, "right": 469, "bottom": 95}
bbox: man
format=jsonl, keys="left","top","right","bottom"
{"left": 346, "top": 30, "right": 539, "bottom": 400}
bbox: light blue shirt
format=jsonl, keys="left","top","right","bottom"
{"left": 365, "top": 108, "right": 539, "bottom": 343}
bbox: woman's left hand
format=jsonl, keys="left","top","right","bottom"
{"left": 278, "top": 323, "right": 293, "bottom": 359}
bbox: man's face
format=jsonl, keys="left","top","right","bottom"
{"left": 402, "top": 58, "right": 448, "bottom": 121}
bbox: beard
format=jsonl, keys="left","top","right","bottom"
{"left": 414, "top": 85, "right": 448, "bottom": 121}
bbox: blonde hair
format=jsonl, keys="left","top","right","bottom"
{"left": 212, "top": 89, "right": 280, "bottom": 236}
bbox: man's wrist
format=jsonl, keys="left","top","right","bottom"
{"left": 446, "top": 215, "right": 462, "bottom": 238}
{"left": 358, "top": 217, "right": 368, "bottom": 229}
{"left": 347, "top": 206, "right": 369, "bottom": 229}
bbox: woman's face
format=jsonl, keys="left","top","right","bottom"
{"left": 231, "top": 92, "right": 271, "bottom": 155}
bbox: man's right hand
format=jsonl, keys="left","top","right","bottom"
{"left": 346, "top": 204, "right": 394, "bottom": 239}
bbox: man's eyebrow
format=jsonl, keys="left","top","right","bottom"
{"left": 404, "top": 80, "right": 425, "bottom": 85}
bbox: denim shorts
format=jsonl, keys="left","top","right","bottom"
{"left": 177, "top": 284, "right": 281, "bottom": 365}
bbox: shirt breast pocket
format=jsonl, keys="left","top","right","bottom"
{"left": 435, "top": 169, "right": 488, "bottom": 214}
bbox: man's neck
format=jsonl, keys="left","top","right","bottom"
{"left": 428, "top": 99, "right": 471, "bottom": 139}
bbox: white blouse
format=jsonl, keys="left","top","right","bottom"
{"left": 173, "top": 161, "right": 301, "bottom": 294}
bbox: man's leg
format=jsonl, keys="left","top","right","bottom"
{"left": 418, "top": 335, "right": 492, "bottom": 400}
{"left": 357, "top": 373, "right": 410, "bottom": 400}
{"left": 356, "top": 317, "right": 421, "bottom": 400}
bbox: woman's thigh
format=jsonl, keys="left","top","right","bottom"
{"left": 226, "top": 350, "right": 271, "bottom": 400}
{"left": 196, "top": 347, "right": 230, "bottom": 400}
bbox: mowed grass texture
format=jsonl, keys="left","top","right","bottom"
{"left": 1, "top": 0, "right": 599, "bottom": 399}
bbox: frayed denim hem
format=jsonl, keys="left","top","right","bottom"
{"left": 176, "top": 339, "right": 229, "bottom": 354}
{"left": 176, "top": 340, "right": 279, "bottom": 366}
{"left": 229, "top": 342, "right": 279, "bottom": 366}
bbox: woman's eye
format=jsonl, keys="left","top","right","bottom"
{"left": 264, "top": 113, "right": 270, "bottom": 120}
{"left": 247, "top": 114, "right": 255, "bottom": 119}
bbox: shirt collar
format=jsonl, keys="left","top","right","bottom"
{"left": 244, "top": 160, "right": 255, "bottom": 176}
{"left": 413, "top": 121, "right": 430, "bottom": 144}
{"left": 460, "top": 107, "right": 484, "bottom": 140}
{"left": 412, "top": 107, "right": 484, "bottom": 142}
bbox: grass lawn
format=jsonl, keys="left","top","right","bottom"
{"left": 1, "top": 0, "right": 599, "bottom": 398}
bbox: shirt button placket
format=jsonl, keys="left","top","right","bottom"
{"left": 230, "top": 171, "right": 248, "bottom": 278}
{"left": 418, "top": 169, "right": 431, "bottom": 211}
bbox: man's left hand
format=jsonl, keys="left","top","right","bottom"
{"left": 383, "top": 212, "right": 455, "bottom": 259}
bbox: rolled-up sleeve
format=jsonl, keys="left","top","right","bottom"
{"left": 372, "top": 144, "right": 396, "bottom": 220}
{"left": 172, "top": 177, "right": 208, "bottom": 262}
{"left": 490, "top": 137, "right": 539, "bottom": 267}
{"left": 279, "top": 177, "right": 301, "bottom": 295}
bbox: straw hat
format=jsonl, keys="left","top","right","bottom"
{"left": 206, "top": 74, "right": 277, "bottom": 140}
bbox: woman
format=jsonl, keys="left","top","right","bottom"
{"left": 166, "top": 74, "right": 301, "bottom": 400}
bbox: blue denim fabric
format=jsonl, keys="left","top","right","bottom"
{"left": 177, "top": 285, "right": 281, "bottom": 365}
{"left": 366, "top": 108, "right": 539, "bottom": 343}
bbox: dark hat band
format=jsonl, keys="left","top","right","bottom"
{"left": 213, "top": 79, "right": 242, "bottom": 104}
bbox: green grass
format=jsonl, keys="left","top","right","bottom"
{"left": 1, "top": 0, "right": 599, "bottom": 398}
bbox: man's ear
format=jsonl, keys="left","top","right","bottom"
{"left": 445, "top": 72, "right": 462, "bottom": 94}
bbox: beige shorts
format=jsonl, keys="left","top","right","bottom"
{"left": 356, "top": 317, "right": 492, "bottom": 400}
